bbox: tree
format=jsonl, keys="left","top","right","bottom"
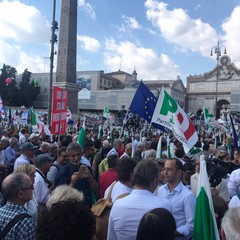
{"left": 0, "top": 65, "right": 40, "bottom": 107}
{"left": 0, "top": 64, "right": 18, "bottom": 106}
{"left": 18, "top": 69, "right": 40, "bottom": 107}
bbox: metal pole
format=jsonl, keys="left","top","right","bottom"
{"left": 48, "top": 0, "right": 57, "bottom": 129}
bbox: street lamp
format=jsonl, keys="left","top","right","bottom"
{"left": 210, "top": 41, "right": 227, "bottom": 118}
{"left": 48, "top": 0, "right": 58, "bottom": 129}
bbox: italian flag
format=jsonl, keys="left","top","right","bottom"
{"left": 30, "top": 107, "right": 51, "bottom": 136}
{"left": 193, "top": 155, "right": 220, "bottom": 240}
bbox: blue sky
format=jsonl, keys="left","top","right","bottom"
{"left": 0, "top": 0, "right": 240, "bottom": 85}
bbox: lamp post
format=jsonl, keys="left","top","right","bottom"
{"left": 210, "top": 41, "right": 227, "bottom": 118}
{"left": 48, "top": 0, "right": 58, "bottom": 129}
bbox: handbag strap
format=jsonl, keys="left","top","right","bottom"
{"left": 106, "top": 181, "right": 117, "bottom": 202}
{"left": 0, "top": 213, "right": 31, "bottom": 239}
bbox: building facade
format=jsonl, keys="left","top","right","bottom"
{"left": 29, "top": 70, "right": 186, "bottom": 113}
{"left": 187, "top": 55, "right": 240, "bottom": 118}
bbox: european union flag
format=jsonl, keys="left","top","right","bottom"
{"left": 130, "top": 81, "right": 164, "bottom": 131}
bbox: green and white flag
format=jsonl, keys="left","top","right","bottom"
{"left": 194, "top": 155, "right": 220, "bottom": 240}
{"left": 103, "top": 107, "right": 111, "bottom": 119}
{"left": 156, "top": 136, "right": 162, "bottom": 158}
{"left": 78, "top": 116, "right": 86, "bottom": 149}
{"left": 203, "top": 106, "right": 214, "bottom": 123}
{"left": 151, "top": 87, "right": 197, "bottom": 153}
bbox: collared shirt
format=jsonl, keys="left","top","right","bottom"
{"left": 157, "top": 181, "right": 196, "bottom": 238}
{"left": 4, "top": 146, "right": 16, "bottom": 166}
{"left": 0, "top": 202, "right": 35, "bottom": 240}
{"left": 228, "top": 168, "right": 240, "bottom": 198}
{"left": 33, "top": 169, "right": 50, "bottom": 205}
{"left": 80, "top": 156, "right": 91, "bottom": 167}
{"left": 229, "top": 194, "right": 240, "bottom": 208}
{"left": 0, "top": 150, "right": 5, "bottom": 165}
{"left": 14, "top": 154, "right": 30, "bottom": 170}
{"left": 104, "top": 181, "right": 132, "bottom": 202}
{"left": 107, "top": 189, "right": 171, "bottom": 240}
{"left": 120, "top": 152, "right": 130, "bottom": 159}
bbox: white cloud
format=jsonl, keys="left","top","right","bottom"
{"left": 104, "top": 38, "right": 180, "bottom": 80}
{"left": 145, "top": 0, "right": 217, "bottom": 56}
{"left": 122, "top": 15, "right": 142, "bottom": 30}
{"left": 0, "top": 1, "right": 49, "bottom": 43}
{"left": 78, "top": 0, "right": 96, "bottom": 20}
{"left": 77, "top": 35, "right": 101, "bottom": 52}
{"left": 222, "top": 6, "right": 240, "bottom": 67}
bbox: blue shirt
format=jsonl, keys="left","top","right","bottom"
{"left": 4, "top": 146, "right": 16, "bottom": 166}
{"left": 0, "top": 202, "right": 35, "bottom": 240}
{"left": 157, "top": 181, "right": 196, "bottom": 238}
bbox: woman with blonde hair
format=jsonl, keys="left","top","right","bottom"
{"left": 14, "top": 163, "right": 38, "bottom": 225}
{"left": 46, "top": 185, "right": 84, "bottom": 209}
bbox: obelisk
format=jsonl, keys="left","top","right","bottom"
{"left": 55, "top": 0, "right": 79, "bottom": 114}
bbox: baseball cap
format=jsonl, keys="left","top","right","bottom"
{"left": 35, "top": 154, "right": 53, "bottom": 166}
{"left": 20, "top": 142, "right": 38, "bottom": 151}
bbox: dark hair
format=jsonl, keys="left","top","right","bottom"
{"left": 170, "top": 158, "right": 184, "bottom": 171}
{"left": 175, "top": 147, "right": 185, "bottom": 158}
{"left": 133, "top": 159, "right": 159, "bottom": 187}
{"left": 84, "top": 141, "right": 95, "bottom": 152}
{"left": 107, "top": 154, "right": 119, "bottom": 168}
{"left": 36, "top": 200, "right": 96, "bottom": 240}
{"left": 57, "top": 147, "right": 67, "bottom": 157}
{"left": 136, "top": 208, "right": 176, "bottom": 240}
{"left": 118, "top": 157, "right": 137, "bottom": 181}
{"left": 61, "top": 136, "right": 73, "bottom": 147}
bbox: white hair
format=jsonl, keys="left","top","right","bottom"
{"left": 221, "top": 207, "right": 240, "bottom": 240}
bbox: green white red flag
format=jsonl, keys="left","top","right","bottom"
{"left": 194, "top": 155, "right": 220, "bottom": 240}
{"left": 151, "top": 88, "right": 197, "bottom": 153}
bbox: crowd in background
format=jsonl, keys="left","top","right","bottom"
{"left": 0, "top": 125, "right": 239, "bottom": 239}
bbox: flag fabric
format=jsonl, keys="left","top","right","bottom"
{"left": 78, "top": 117, "right": 86, "bottom": 149}
{"left": 103, "top": 107, "right": 111, "bottom": 119}
{"left": 156, "top": 136, "right": 162, "bottom": 158}
{"left": 203, "top": 107, "right": 227, "bottom": 132}
{"left": 194, "top": 155, "right": 220, "bottom": 240}
{"left": 66, "top": 107, "right": 74, "bottom": 125}
{"left": 151, "top": 87, "right": 197, "bottom": 153}
{"left": 230, "top": 115, "right": 239, "bottom": 149}
{"left": 98, "top": 125, "right": 103, "bottom": 140}
{"left": 30, "top": 107, "right": 51, "bottom": 136}
{"left": 129, "top": 81, "right": 164, "bottom": 131}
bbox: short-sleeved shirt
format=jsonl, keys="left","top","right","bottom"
{"left": 0, "top": 202, "right": 35, "bottom": 240}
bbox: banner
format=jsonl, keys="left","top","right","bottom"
{"left": 51, "top": 86, "right": 68, "bottom": 134}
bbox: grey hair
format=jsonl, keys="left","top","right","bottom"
{"left": 144, "top": 149, "right": 157, "bottom": 160}
{"left": 221, "top": 207, "right": 240, "bottom": 240}
{"left": 133, "top": 159, "right": 159, "bottom": 187}
{"left": 46, "top": 185, "right": 84, "bottom": 209}
{"left": 113, "top": 139, "right": 122, "bottom": 147}
{"left": 66, "top": 142, "right": 83, "bottom": 153}
{"left": 2, "top": 172, "right": 29, "bottom": 201}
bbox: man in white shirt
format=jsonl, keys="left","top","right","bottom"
{"left": 157, "top": 158, "right": 196, "bottom": 239}
{"left": 34, "top": 154, "right": 52, "bottom": 212}
{"left": 104, "top": 156, "right": 137, "bottom": 202}
{"left": 14, "top": 142, "right": 37, "bottom": 170}
{"left": 107, "top": 159, "right": 172, "bottom": 240}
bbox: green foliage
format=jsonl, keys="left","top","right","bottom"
{"left": 0, "top": 64, "right": 40, "bottom": 107}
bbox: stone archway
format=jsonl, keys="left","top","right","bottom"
{"left": 216, "top": 99, "right": 230, "bottom": 119}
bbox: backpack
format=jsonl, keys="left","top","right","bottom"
{"left": 91, "top": 181, "right": 129, "bottom": 240}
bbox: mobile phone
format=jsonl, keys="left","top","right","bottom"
{"left": 78, "top": 165, "right": 85, "bottom": 178}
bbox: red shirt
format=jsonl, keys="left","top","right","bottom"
{"left": 99, "top": 168, "right": 118, "bottom": 198}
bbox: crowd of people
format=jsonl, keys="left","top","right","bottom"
{"left": 0, "top": 126, "right": 240, "bottom": 239}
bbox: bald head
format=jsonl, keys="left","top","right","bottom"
{"left": 2, "top": 172, "right": 31, "bottom": 202}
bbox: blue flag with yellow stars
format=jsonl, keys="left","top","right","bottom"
{"left": 130, "top": 81, "right": 165, "bottom": 131}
